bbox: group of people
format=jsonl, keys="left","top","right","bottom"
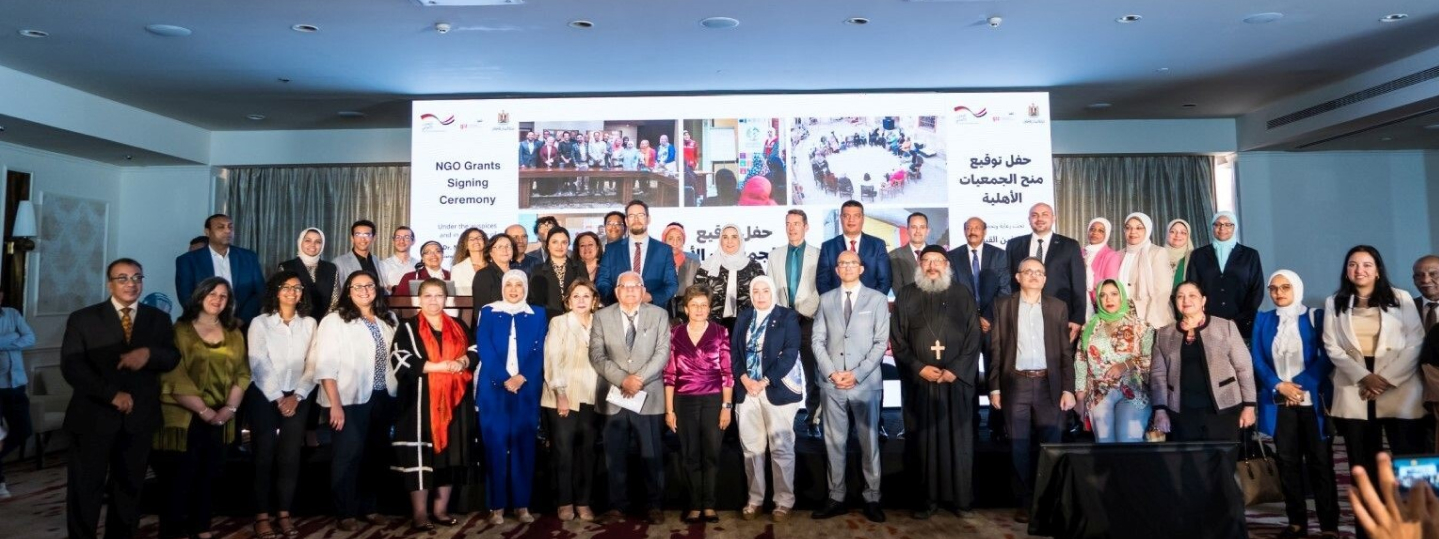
{"left": 518, "top": 129, "right": 687, "bottom": 178}
{"left": 45, "top": 196, "right": 1439, "bottom": 539}
{"left": 799, "top": 119, "right": 929, "bottom": 201}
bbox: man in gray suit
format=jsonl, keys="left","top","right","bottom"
{"left": 810, "top": 250, "right": 890, "bottom": 523}
{"left": 769, "top": 209, "right": 824, "bottom": 437}
{"left": 589, "top": 271, "right": 671, "bottom": 525}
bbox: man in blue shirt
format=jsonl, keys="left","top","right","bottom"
{"left": 0, "top": 290, "right": 37, "bottom": 498}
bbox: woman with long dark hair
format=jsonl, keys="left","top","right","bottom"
{"left": 530, "top": 227, "right": 584, "bottom": 320}
{"left": 1323, "top": 245, "right": 1426, "bottom": 493}
{"left": 450, "top": 228, "right": 488, "bottom": 296}
{"left": 154, "top": 277, "right": 250, "bottom": 539}
{"left": 313, "top": 271, "right": 398, "bottom": 531}
{"left": 245, "top": 271, "right": 317, "bottom": 539}
{"left": 575, "top": 231, "right": 604, "bottom": 283}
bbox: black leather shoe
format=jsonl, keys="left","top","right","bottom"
{"left": 811, "top": 500, "right": 846, "bottom": 520}
{"left": 863, "top": 502, "right": 886, "bottom": 523}
{"left": 912, "top": 505, "right": 936, "bottom": 520}
{"left": 1276, "top": 525, "right": 1307, "bottom": 539}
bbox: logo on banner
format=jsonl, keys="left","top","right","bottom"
{"left": 419, "top": 113, "right": 456, "bottom": 132}
{"left": 953, "top": 105, "right": 988, "bottom": 118}
{"left": 1024, "top": 103, "right": 1046, "bottom": 124}
{"left": 498, "top": 110, "right": 510, "bottom": 124}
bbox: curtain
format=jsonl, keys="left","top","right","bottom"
{"left": 1052, "top": 156, "right": 1214, "bottom": 250}
{"left": 222, "top": 165, "right": 410, "bottom": 272}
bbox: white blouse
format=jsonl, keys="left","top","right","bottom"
{"left": 310, "top": 312, "right": 398, "bottom": 407}
{"left": 248, "top": 313, "right": 319, "bottom": 401}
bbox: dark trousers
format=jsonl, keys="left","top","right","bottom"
{"left": 0, "top": 386, "right": 32, "bottom": 483}
{"left": 1337, "top": 416, "right": 1426, "bottom": 486}
{"left": 675, "top": 393, "right": 723, "bottom": 509}
{"left": 245, "top": 385, "right": 311, "bottom": 515}
{"left": 1274, "top": 405, "right": 1340, "bottom": 532}
{"left": 797, "top": 316, "right": 822, "bottom": 422}
{"left": 154, "top": 417, "right": 227, "bottom": 539}
{"left": 329, "top": 391, "right": 394, "bottom": 519}
{"left": 603, "top": 409, "right": 664, "bottom": 511}
{"left": 66, "top": 427, "right": 152, "bottom": 539}
{"left": 1171, "top": 406, "right": 1241, "bottom": 442}
{"left": 1005, "top": 375, "right": 1060, "bottom": 508}
{"left": 546, "top": 404, "right": 598, "bottom": 506}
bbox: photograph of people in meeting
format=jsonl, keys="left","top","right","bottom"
{"left": 517, "top": 120, "right": 682, "bottom": 210}
{"left": 680, "top": 118, "right": 787, "bottom": 207}
{"left": 790, "top": 116, "right": 947, "bottom": 206}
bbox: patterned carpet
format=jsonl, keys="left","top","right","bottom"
{"left": 0, "top": 449, "right": 1357, "bottom": 539}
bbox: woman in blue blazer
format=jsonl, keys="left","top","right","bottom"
{"left": 1250, "top": 270, "right": 1338, "bottom": 539}
{"left": 729, "top": 276, "right": 805, "bottom": 522}
{"left": 475, "top": 269, "right": 548, "bottom": 525}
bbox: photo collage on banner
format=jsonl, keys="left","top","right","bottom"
{"left": 410, "top": 93, "right": 1052, "bottom": 271}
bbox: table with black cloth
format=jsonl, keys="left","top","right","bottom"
{"left": 1029, "top": 442, "right": 1245, "bottom": 539}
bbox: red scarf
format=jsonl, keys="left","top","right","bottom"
{"left": 418, "top": 315, "right": 472, "bottom": 453}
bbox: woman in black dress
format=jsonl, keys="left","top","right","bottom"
{"left": 529, "top": 226, "right": 583, "bottom": 320}
{"left": 389, "top": 278, "right": 478, "bottom": 532}
{"left": 472, "top": 234, "right": 517, "bottom": 307}
{"left": 277, "top": 227, "right": 340, "bottom": 315}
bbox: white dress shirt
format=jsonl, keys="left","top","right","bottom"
{"left": 1015, "top": 297, "right": 1047, "bottom": 371}
{"left": 628, "top": 234, "right": 651, "bottom": 272}
{"left": 379, "top": 254, "right": 414, "bottom": 289}
{"left": 248, "top": 313, "right": 319, "bottom": 401}
{"left": 1029, "top": 232, "right": 1054, "bottom": 262}
{"left": 210, "top": 246, "right": 233, "bottom": 285}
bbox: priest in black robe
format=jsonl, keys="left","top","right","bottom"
{"left": 891, "top": 245, "right": 982, "bottom": 519}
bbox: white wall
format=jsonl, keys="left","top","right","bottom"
{"left": 1237, "top": 150, "right": 1436, "bottom": 306}
{"left": 116, "top": 166, "right": 216, "bottom": 311}
{"left": 0, "top": 141, "right": 123, "bottom": 361}
{"left": 1052, "top": 119, "right": 1237, "bottom": 155}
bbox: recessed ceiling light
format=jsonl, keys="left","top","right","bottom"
{"left": 0, "top": 126, "right": 6, "bottom": 132}
{"left": 844, "top": 17, "right": 869, "bottom": 25}
{"left": 1380, "top": 13, "right": 1408, "bottom": 22}
{"left": 123, "top": 155, "right": 134, "bottom": 161}
{"left": 1242, "top": 13, "right": 1284, "bottom": 24}
{"left": 699, "top": 16, "right": 740, "bottom": 29}
{"left": 568, "top": 19, "right": 594, "bottom": 29}
{"left": 337, "top": 111, "right": 366, "bottom": 118}
{"left": 144, "top": 24, "right": 192, "bottom": 37}
{"left": 1087, "top": 103, "right": 1112, "bottom": 109}
{"left": 18, "top": 29, "right": 49, "bottom": 38}
{"left": 277, "top": 77, "right": 292, "bottom": 83}
{"left": 1155, "top": 67, "right": 1170, "bottom": 73}
{"left": 246, "top": 114, "right": 266, "bottom": 121}
{"left": 1116, "top": 15, "right": 1142, "bottom": 23}
{"left": 291, "top": 24, "right": 319, "bottom": 33}
{"left": 1182, "top": 103, "right": 1198, "bottom": 108}
{"left": 1380, "top": 136, "right": 1394, "bottom": 141}
{"left": 1424, "top": 123, "right": 1439, "bottom": 130}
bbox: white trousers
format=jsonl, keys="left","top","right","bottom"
{"left": 736, "top": 391, "right": 802, "bottom": 508}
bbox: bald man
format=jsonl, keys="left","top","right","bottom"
{"left": 1005, "top": 203, "right": 1085, "bottom": 341}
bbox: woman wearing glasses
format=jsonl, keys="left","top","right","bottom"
{"left": 313, "top": 271, "right": 398, "bottom": 531}
{"left": 449, "top": 228, "right": 488, "bottom": 296}
{"left": 245, "top": 272, "right": 317, "bottom": 539}
{"left": 1184, "top": 211, "right": 1265, "bottom": 338}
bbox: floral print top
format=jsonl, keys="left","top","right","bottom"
{"left": 1075, "top": 313, "right": 1155, "bottom": 409}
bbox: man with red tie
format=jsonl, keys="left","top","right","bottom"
{"left": 595, "top": 200, "right": 679, "bottom": 309}
{"left": 816, "top": 200, "right": 892, "bottom": 296}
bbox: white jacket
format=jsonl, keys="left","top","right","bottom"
{"left": 310, "top": 311, "right": 398, "bottom": 407}
{"left": 1121, "top": 244, "right": 1174, "bottom": 330}
{"left": 1323, "top": 288, "right": 1425, "bottom": 420}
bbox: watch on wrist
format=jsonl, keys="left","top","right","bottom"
{"left": 721, "top": 402, "right": 733, "bottom": 410}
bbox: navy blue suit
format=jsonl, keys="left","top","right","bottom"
{"left": 596, "top": 236, "right": 679, "bottom": 308}
{"left": 730, "top": 306, "right": 803, "bottom": 406}
{"left": 1251, "top": 309, "right": 1332, "bottom": 438}
{"left": 175, "top": 246, "right": 266, "bottom": 324}
{"left": 816, "top": 234, "right": 892, "bottom": 295}
{"left": 947, "top": 243, "right": 1011, "bottom": 322}
{"left": 474, "top": 305, "right": 548, "bottom": 510}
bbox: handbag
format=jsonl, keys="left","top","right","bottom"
{"left": 1235, "top": 429, "right": 1284, "bottom": 506}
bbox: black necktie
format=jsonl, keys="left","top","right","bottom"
{"left": 1036, "top": 238, "right": 1045, "bottom": 262}
{"left": 844, "top": 291, "right": 853, "bottom": 326}
{"left": 1426, "top": 302, "right": 1437, "bottom": 332}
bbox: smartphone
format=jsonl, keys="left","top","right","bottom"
{"left": 1392, "top": 455, "right": 1439, "bottom": 495}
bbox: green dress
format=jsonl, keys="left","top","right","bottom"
{"left": 155, "top": 324, "right": 251, "bottom": 451}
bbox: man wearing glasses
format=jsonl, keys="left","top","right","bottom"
{"left": 1184, "top": 211, "right": 1264, "bottom": 338}
{"left": 596, "top": 200, "right": 678, "bottom": 308}
{"left": 377, "top": 226, "right": 416, "bottom": 292}
{"left": 62, "top": 259, "right": 179, "bottom": 539}
{"left": 174, "top": 213, "right": 265, "bottom": 324}
{"left": 335, "top": 220, "right": 389, "bottom": 293}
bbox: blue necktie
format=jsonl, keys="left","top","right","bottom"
{"left": 787, "top": 245, "right": 802, "bottom": 306}
{"left": 746, "top": 313, "right": 769, "bottom": 380}
{"left": 971, "top": 249, "right": 981, "bottom": 301}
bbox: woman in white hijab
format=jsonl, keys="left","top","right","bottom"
{"left": 1164, "top": 219, "right": 1195, "bottom": 289}
{"left": 1250, "top": 270, "right": 1339, "bottom": 539}
{"left": 1083, "top": 218, "right": 1121, "bottom": 319}
{"left": 694, "top": 224, "right": 766, "bottom": 330}
{"left": 474, "top": 269, "right": 548, "bottom": 525}
{"left": 1118, "top": 212, "right": 1174, "bottom": 328}
{"left": 278, "top": 227, "right": 342, "bottom": 314}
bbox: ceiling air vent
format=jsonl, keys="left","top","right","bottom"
{"left": 1268, "top": 65, "right": 1439, "bottom": 129}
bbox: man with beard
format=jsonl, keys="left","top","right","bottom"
{"left": 890, "top": 246, "right": 981, "bottom": 518}
{"left": 596, "top": 200, "right": 678, "bottom": 308}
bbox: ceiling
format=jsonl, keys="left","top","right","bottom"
{"left": 1, "top": 0, "right": 1439, "bottom": 138}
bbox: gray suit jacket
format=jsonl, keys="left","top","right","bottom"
{"left": 888, "top": 245, "right": 922, "bottom": 293}
{"left": 334, "top": 251, "right": 388, "bottom": 290}
{"left": 812, "top": 285, "right": 891, "bottom": 391}
{"left": 768, "top": 243, "right": 821, "bottom": 318}
{"left": 1150, "top": 316, "right": 1257, "bottom": 413}
{"left": 589, "top": 302, "right": 671, "bottom": 415}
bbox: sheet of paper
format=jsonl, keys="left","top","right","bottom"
{"left": 606, "top": 385, "right": 648, "bottom": 413}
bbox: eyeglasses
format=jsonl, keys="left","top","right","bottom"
{"left": 279, "top": 285, "right": 305, "bottom": 293}
{"left": 393, "top": 235, "right": 414, "bottom": 241}
{"left": 617, "top": 284, "right": 645, "bottom": 290}
{"left": 1213, "top": 223, "right": 1236, "bottom": 230}
{"left": 1266, "top": 285, "right": 1293, "bottom": 293}
{"left": 349, "top": 284, "right": 377, "bottom": 292}
{"left": 353, "top": 232, "right": 374, "bottom": 238}
{"left": 109, "top": 274, "right": 145, "bottom": 284}
{"left": 627, "top": 212, "right": 648, "bottom": 219}
{"left": 1019, "top": 269, "right": 1046, "bottom": 277}
{"left": 837, "top": 262, "right": 862, "bottom": 268}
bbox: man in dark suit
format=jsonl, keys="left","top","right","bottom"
{"left": 1413, "top": 255, "right": 1439, "bottom": 334}
{"left": 596, "top": 200, "right": 679, "bottom": 308}
{"left": 1184, "top": 211, "right": 1264, "bottom": 338}
{"left": 988, "top": 257, "right": 1076, "bottom": 522}
{"left": 63, "top": 258, "right": 180, "bottom": 539}
{"left": 888, "top": 212, "right": 930, "bottom": 293}
{"left": 1005, "top": 203, "right": 1085, "bottom": 341}
{"left": 949, "top": 217, "right": 1013, "bottom": 438}
{"left": 817, "top": 200, "right": 892, "bottom": 296}
{"left": 174, "top": 214, "right": 265, "bottom": 324}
